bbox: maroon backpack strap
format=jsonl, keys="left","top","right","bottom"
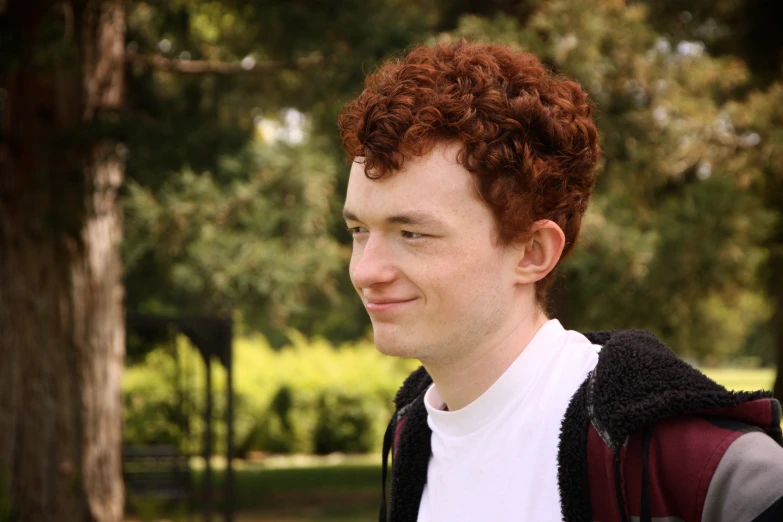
{"left": 585, "top": 424, "right": 628, "bottom": 522}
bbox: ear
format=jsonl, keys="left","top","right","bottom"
{"left": 515, "top": 220, "right": 566, "bottom": 284}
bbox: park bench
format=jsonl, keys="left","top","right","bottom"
{"left": 123, "top": 445, "right": 192, "bottom": 501}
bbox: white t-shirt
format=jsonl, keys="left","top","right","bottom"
{"left": 417, "top": 319, "right": 601, "bottom": 522}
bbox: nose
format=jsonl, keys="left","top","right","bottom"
{"left": 350, "top": 234, "right": 397, "bottom": 290}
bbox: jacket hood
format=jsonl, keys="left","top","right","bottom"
{"left": 583, "top": 329, "right": 782, "bottom": 452}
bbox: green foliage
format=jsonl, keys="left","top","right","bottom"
{"left": 246, "top": 332, "right": 417, "bottom": 454}
{"left": 123, "top": 342, "right": 194, "bottom": 452}
{"left": 255, "top": 385, "right": 388, "bottom": 455}
{"left": 314, "top": 391, "right": 379, "bottom": 454}
{"left": 125, "top": 137, "right": 345, "bottom": 332}
{"left": 256, "top": 385, "right": 318, "bottom": 454}
{"left": 123, "top": 332, "right": 418, "bottom": 456}
{"left": 120, "top": 0, "right": 783, "bottom": 365}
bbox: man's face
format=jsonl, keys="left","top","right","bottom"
{"left": 343, "top": 143, "right": 522, "bottom": 362}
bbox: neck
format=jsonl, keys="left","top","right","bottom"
{"left": 422, "top": 304, "right": 549, "bottom": 411}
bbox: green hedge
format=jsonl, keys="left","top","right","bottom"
{"left": 123, "top": 332, "right": 419, "bottom": 456}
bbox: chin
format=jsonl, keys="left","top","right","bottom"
{"left": 372, "top": 329, "right": 423, "bottom": 359}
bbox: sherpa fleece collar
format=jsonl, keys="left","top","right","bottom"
{"left": 394, "top": 365, "right": 432, "bottom": 410}
{"left": 582, "top": 330, "right": 782, "bottom": 451}
{"left": 392, "top": 330, "right": 782, "bottom": 442}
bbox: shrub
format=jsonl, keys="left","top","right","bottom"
{"left": 313, "top": 389, "right": 385, "bottom": 454}
{"left": 123, "top": 331, "right": 419, "bottom": 456}
{"left": 255, "top": 385, "right": 319, "bottom": 454}
{"left": 123, "top": 346, "right": 190, "bottom": 450}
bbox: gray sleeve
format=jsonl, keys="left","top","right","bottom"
{"left": 702, "top": 431, "right": 783, "bottom": 522}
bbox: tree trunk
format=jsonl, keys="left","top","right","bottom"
{"left": 771, "top": 193, "right": 783, "bottom": 403}
{"left": 0, "top": 1, "right": 126, "bottom": 521}
{"left": 773, "top": 280, "right": 783, "bottom": 403}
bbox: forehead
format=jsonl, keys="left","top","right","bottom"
{"left": 344, "top": 143, "right": 479, "bottom": 221}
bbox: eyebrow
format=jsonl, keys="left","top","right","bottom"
{"left": 342, "top": 208, "right": 445, "bottom": 227}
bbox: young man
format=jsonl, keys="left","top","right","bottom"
{"left": 338, "top": 40, "right": 783, "bottom": 522}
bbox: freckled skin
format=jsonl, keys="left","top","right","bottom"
{"left": 344, "top": 143, "right": 528, "bottom": 366}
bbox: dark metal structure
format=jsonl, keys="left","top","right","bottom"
{"left": 126, "top": 313, "right": 234, "bottom": 522}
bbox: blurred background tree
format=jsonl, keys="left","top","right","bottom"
{"left": 2, "top": 0, "right": 783, "bottom": 520}
{"left": 1, "top": 1, "right": 127, "bottom": 521}
{"left": 638, "top": 0, "right": 783, "bottom": 399}
{"left": 121, "top": 0, "right": 783, "bottom": 367}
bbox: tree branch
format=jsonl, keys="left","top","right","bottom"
{"left": 126, "top": 51, "right": 323, "bottom": 75}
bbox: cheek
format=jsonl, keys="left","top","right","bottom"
{"left": 348, "top": 248, "right": 361, "bottom": 286}
{"left": 426, "top": 248, "right": 498, "bottom": 299}
{"left": 444, "top": 243, "right": 510, "bottom": 296}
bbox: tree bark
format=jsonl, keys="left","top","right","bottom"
{"left": 0, "top": 1, "right": 126, "bottom": 521}
{"left": 770, "top": 192, "right": 783, "bottom": 402}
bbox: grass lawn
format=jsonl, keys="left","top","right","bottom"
{"left": 126, "top": 367, "right": 776, "bottom": 522}
{"left": 701, "top": 367, "right": 776, "bottom": 391}
{"left": 218, "top": 462, "right": 379, "bottom": 521}
{"left": 128, "top": 462, "right": 381, "bottom": 521}
{"left": 126, "top": 458, "right": 383, "bottom": 522}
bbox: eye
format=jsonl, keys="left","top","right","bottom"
{"left": 347, "top": 226, "right": 368, "bottom": 236}
{"left": 401, "top": 230, "right": 425, "bottom": 239}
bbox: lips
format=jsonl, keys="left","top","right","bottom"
{"left": 365, "top": 297, "right": 418, "bottom": 313}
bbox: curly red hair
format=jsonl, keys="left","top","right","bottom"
{"left": 338, "top": 39, "right": 600, "bottom": 304}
